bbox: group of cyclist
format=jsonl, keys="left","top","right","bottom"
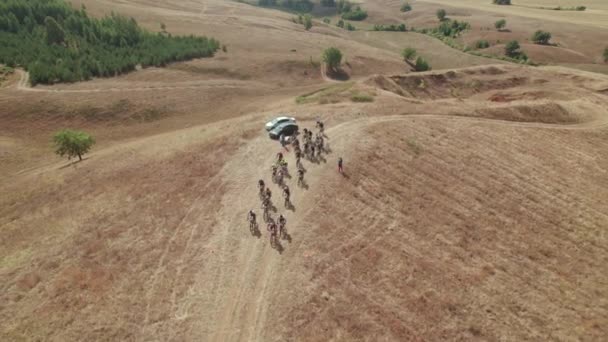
{"left": 247, "top": 119, "right": 332, "bottom": 248}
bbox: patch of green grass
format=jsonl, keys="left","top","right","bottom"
{"left": 351, "top": 93, "right": 374, "bottom": 102}
{"left": 295, "top": 82, "right": 354, "bottom": 104}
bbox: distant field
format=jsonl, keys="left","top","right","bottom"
{"left": 419, "top": 0, "right": 608, "bottom": 28}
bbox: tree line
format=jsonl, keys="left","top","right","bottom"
{"left": 0, "top": 0, "right": 220, "bottom": 85}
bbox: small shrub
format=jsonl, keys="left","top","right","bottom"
{"left": 414, "top": 56, "right": 431, "bottom": 71}
{"left": 323, "top": 47, "right": 343, "bottom": 71}
{"left": 604, "top": 47, "right": 608, "bottom": 62}
{"left": 53, "top": 129, "right": 95, "bottom": 161}
{"left": 304, "top": 14, "right": 313, "bottom": 30}
{"left": 351, "top": 93, "right": 374, "bottom": 102}
{"left": 531, "top": 30, "right": 552, "bottom": 45}
{"left": 222, "top": 45, "right": 227, "bottom": 53}
{"left": 337, "top": 19, "right": 345, "bottom": 28}
{"left": 436, "top": 9, "right": 447, "bottom": 21}
{"left": 401, "top": 3, "right": 412, "bottom": 12}
{"left": 576, "top": 6, "right": 586, "bottom": 11}
{"left": 401, "top": 47, "right": 417, "bottom": 61}
{"left": 492, "top": 0, "right": 511, "bottom": 5}
{"left": 346, "top": 23, "right": 356, "bottom": 31}
{"left": 505, "top": 40, "right": 527, "bottom": 60}
{"left": 495, "top": 19, "right": 506, "bottom": 30}
{"left": 475, "top": 40, "right": 490, "bottom": 49}
{"left": 323, "top": 17, "right": 331, "bottom": 24}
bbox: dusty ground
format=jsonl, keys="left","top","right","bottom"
{"left": 1, "top": 0, "right": 608, "bottom": 341}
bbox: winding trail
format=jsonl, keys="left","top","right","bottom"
{"left": 13, "top": 69, "right": 266, "bottom": 93}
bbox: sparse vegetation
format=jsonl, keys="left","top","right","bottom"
{"left": 540, "top": 5, "right": 586, "bottom": 11}
{"left": 495, "top": 19, "right": 507, "bottom": 31}
{"left": 493, "top": 0, "right": 511, "bottom": 5}
{"left": 53, "top": 129, "right": 95, "bottom": 161}
{"left": 407, "top": 138, "right": 422, "bottom": 155}
{"left": 531, "top": 30, "right": 552, "bottom": 45}
{"left": 323, "top": 17, "right": 331, "bottom": 24}
{"left": 401, "top": 47, "right": 417, "bottom": 61}
{"left": 431, "top": 19, "right": 470, "bottom": 38}
{"left": 341, "top": 6, "right": 368, "bottom": 21}
{"left": 0, "top": 0, "right": 220, "bottom": 85}
{"left": 475, "top": 40, "right": 490, "bottom": 49}
{"left": 604, "top": 47, "right": 608, "bottom": 62}
{"left": 322, "top": 47, "right": 342, "bottom": 72}
{"left": 436, "top": 9, "right": 447, "bottom": 21}
{"left": 373, "top": 24, "right": 406, "bottom": 32}
{"left": 295, "top": 81, "right": 354, "bottom": 104}
{"left": 351, "top": 93, "right": 374, "bottom": 102}
{"left": 346, "top": 22, "right": 356, "bottom": 31}
{"left": 400, "top": 3, "right": 412, "bottom": 12}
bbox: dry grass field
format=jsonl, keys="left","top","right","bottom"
{"left": 1, "top": 0, "right": 608, "bottom": 341}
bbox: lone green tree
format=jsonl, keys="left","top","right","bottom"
{"left": 436, "top": 9, "right": 447, "bottom": 21}
{"left": 531, "top": 30, "right": 552, "bottom": 45}
{"left": 45, "top": 16, "right": 65, "bottom": 45}
{"left": 495, "top": 19, "right": 506, "bottom": 31}
{"left": 505, "top": 40, "right": 521, "bottom": 57}
{"left": 53, "top": 130, "right": 95, "bottom": 161}
{"left": 322, "top": 47, "right": 343, "bottom": 72}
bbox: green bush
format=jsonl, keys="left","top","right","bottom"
{"left": 323, "top": 17, "right": 331, "bottom": 24}
{"left": 504, "top": 40, "right": 528, "bottom": 60}
{"left": 53, "top": 129, "right": 95, "bottom": 161}
{"left": 432, "top": 19, "right": 469, "bottom": 37}
{"left": 304, "top": 14, "right": 313, "bottom": 30}
{"left": 346, "top": 23, "right": 356, "bottom": 31}
{"left": 0, "top": 0, "right": 220, "bottom": 85}
{"left": 323, "top": 47, "right": 343, "bottom": 71}
{"left": 342, "top": 7, "right": 368, "bottom": 21}
{"left": 436, "top": 9, "right": 447, "bottom": 21}
{"left": 373, "top": 24, "right": 406, "bottom": 32}
{"left": 493, "top": 0, "right": 511, "bottom": 4}
{"left": 475, "top": 40, "right": 490, "bottom": 49}
{"left": 531, "top": 30, "right": 552, "bottom": 45}
{"left": 400, "top": 3, "right": 412, "bottom": 12}
{"left": 320, "top": 0, "right": 336, "bottom": 7}
{"left": 401, "top": 47, "right": 417, "bottom": 60}
{"left": 495, "top": 19, "right": 506, "bottom": 30}
{"left": 604, "top": 47, "right": 608, "bottom": 62}
{"left": 337, "top": 19, "right": 345, "bottom": 28}
{"left": 414, "top": 56, "right": 431, "bottom": 71}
